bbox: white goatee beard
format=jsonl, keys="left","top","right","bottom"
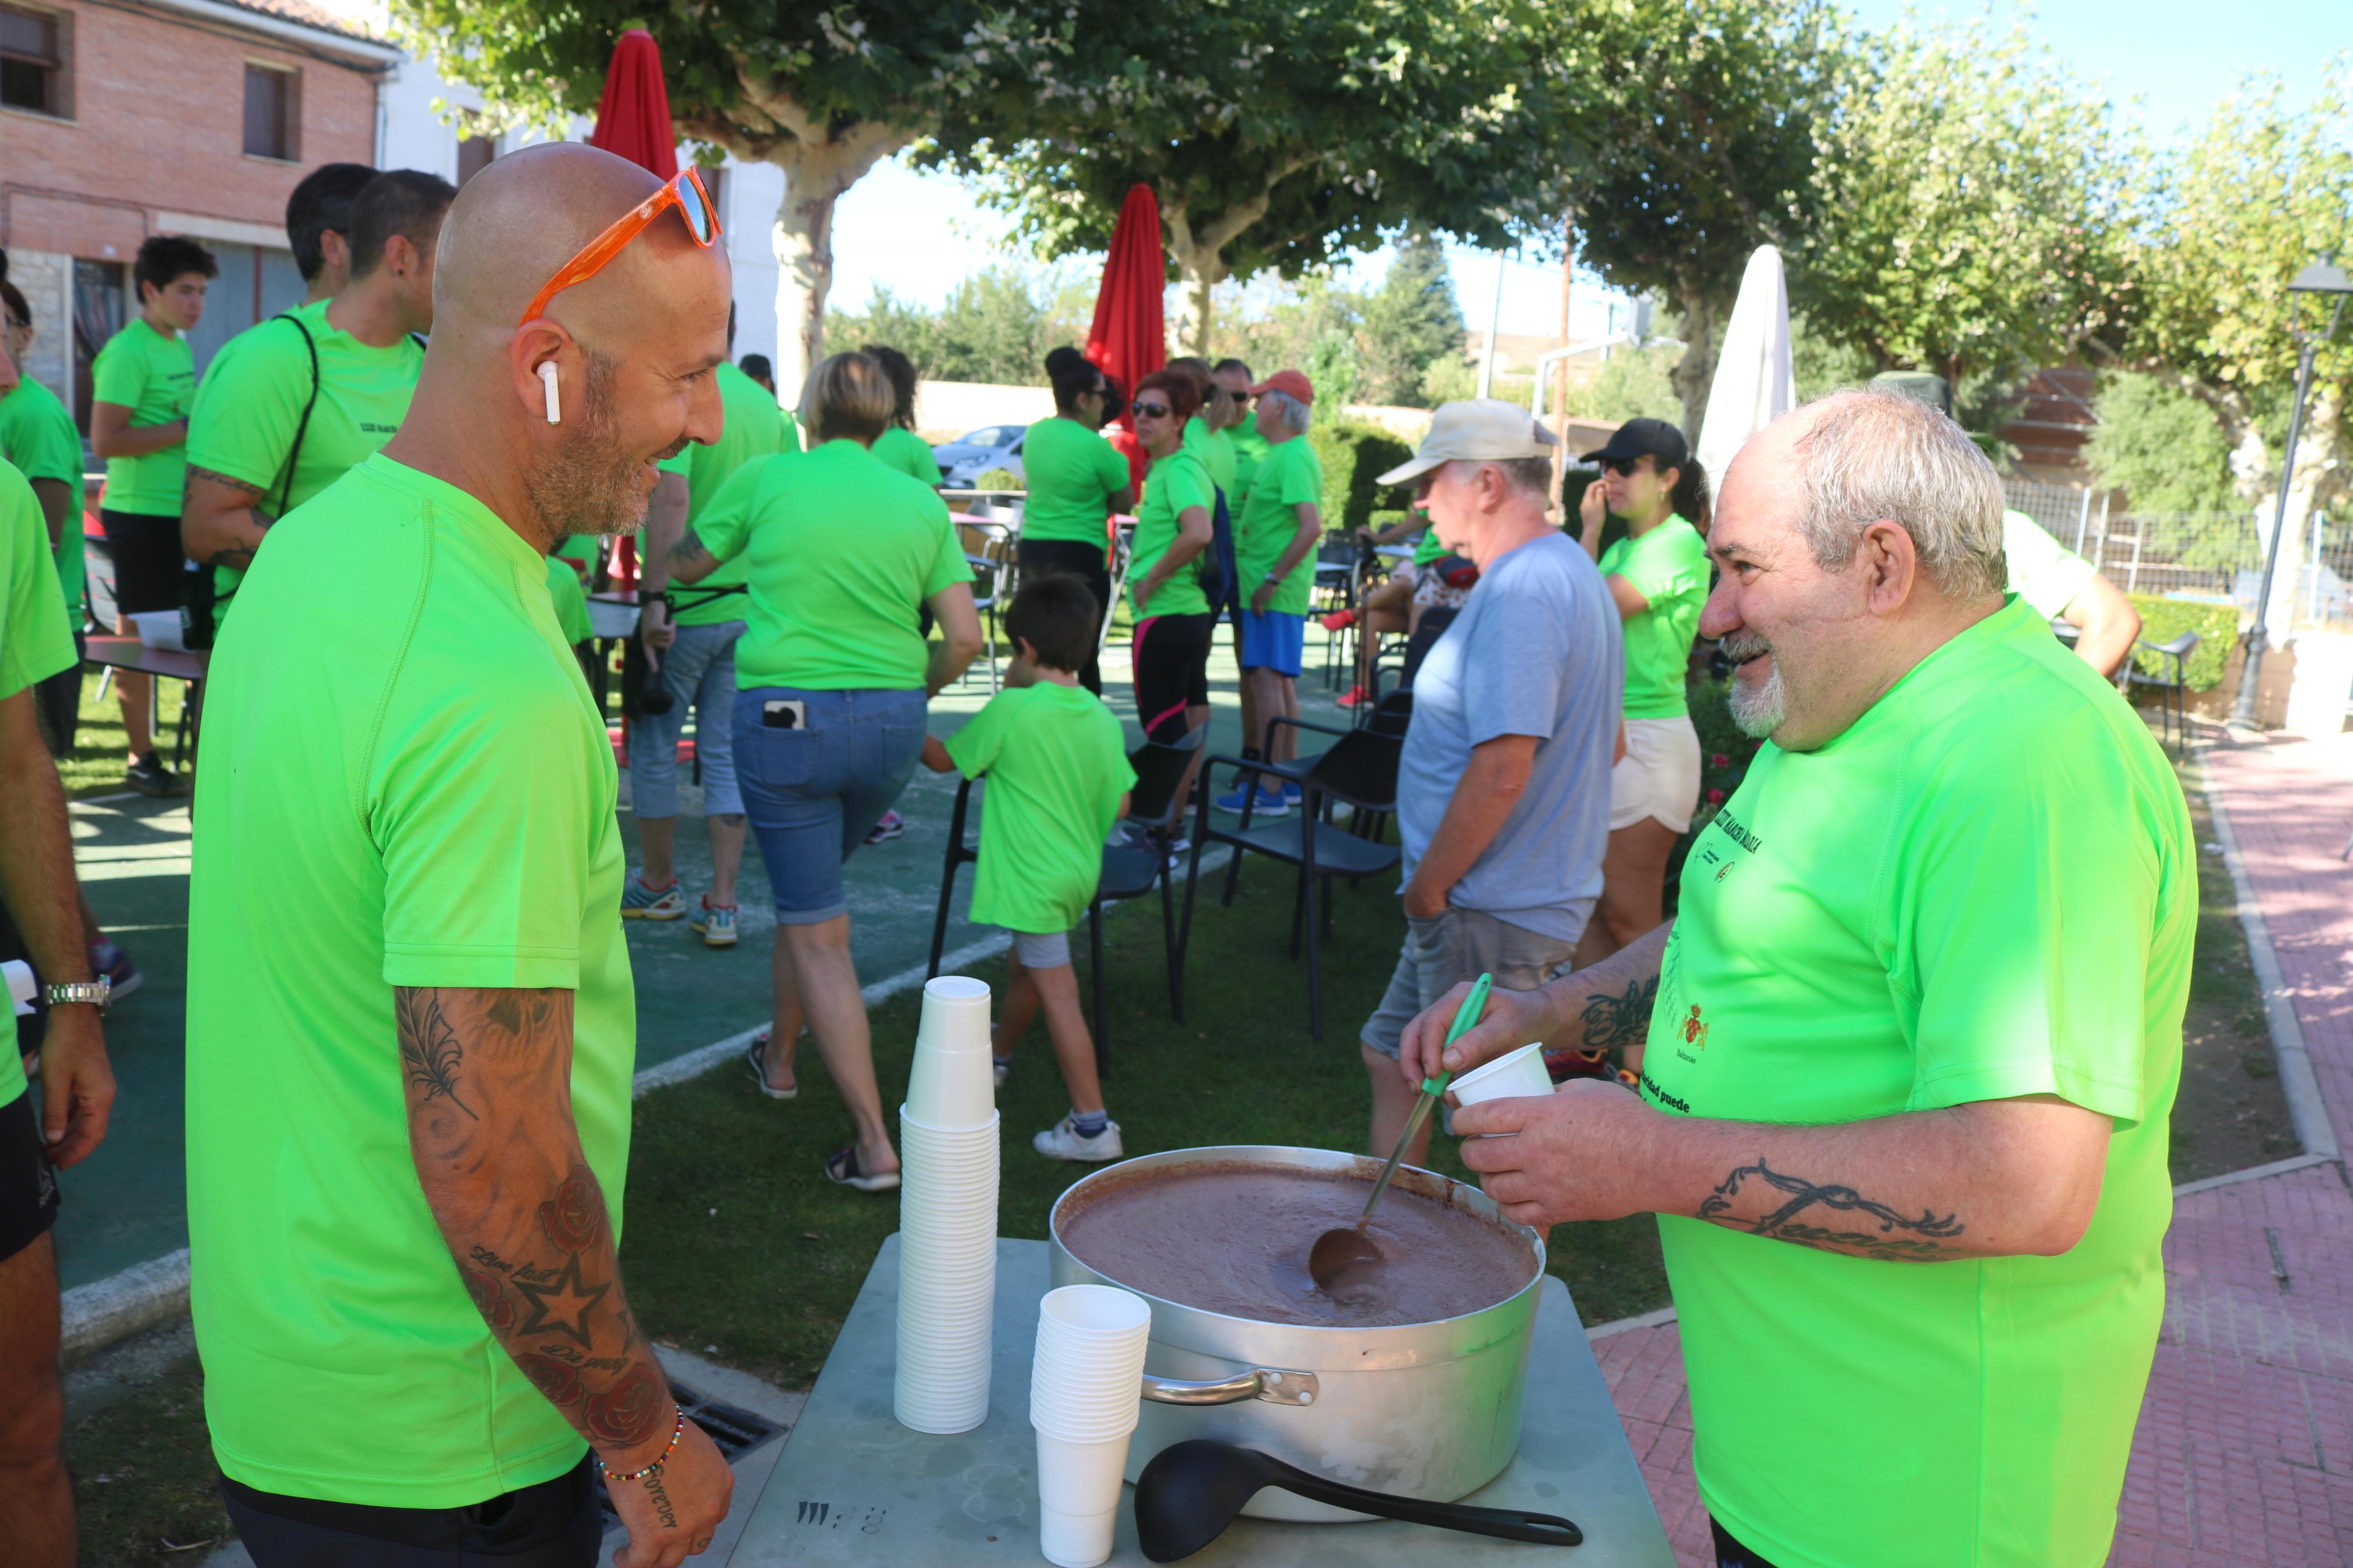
{"left": 1719, "top": 632, "right": 1784, "bottom": 739}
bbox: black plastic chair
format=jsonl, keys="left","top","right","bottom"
{"left": 925, "top": 728, "right": 1203, "bottom": 1076}
{"left": 1222, "top": 692, "right": 1411, "bottom": 844}
{"left": 2126, "top": 630, "right": 2201, "bottom": 756}
{"left": 1176, "top": 727, "right": 1404, "bottom": 1039}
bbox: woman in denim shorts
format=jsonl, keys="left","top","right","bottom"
{"left": 670, "top": 351, "right": 984, "bottom": 1191}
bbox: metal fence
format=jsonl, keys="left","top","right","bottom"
{"left": 1999, "top": 477, "right": 2353, "bottom": 632}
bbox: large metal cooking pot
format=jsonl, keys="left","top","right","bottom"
{"left": 1046, "top": 1144, "right": 1545, "bottom": 1524}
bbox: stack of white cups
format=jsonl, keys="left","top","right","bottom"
{"left": 1030, "top": 1285, "right": 1152, "bottom": 1568}
{"left": 894, "top": 975, "right": 1001, "bottom": 1435}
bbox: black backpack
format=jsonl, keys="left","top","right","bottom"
{"left": 181, "top": 313, "right": 320, "bottom": 652}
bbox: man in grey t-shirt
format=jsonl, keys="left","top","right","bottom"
{"left": 1358, "top": 401, "right": 1621, "bottom": 1162}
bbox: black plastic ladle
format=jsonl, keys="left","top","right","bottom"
{"left": 1134, "top": 1439, "right": 1582, "bottom": 1562}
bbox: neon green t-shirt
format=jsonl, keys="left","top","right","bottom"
{"left": 672, "top": 361, "right": 791, "bottom": 628}
{"left": 1128, "top": 447, "right": 1215, "bottom": 620}
{"left": 1229, "top": 424, "right": 1269, "bottom": 512}
{"left": 1, "top": 459, "right": 76, "bottom": 1103}
{"left": 1018, "top": 417, "right": 1130, "bottom": 549}
{"left": 90, "top": 317, "right": 195, "bottom": 515}
{"left": 552, "top": 534, "right": 601, "bottom": 578}
{"left": 186, "top": 454, "right": 633, "bottom": 1506}
{"left": 870, "top": 425, "right": 943, "bottom": 487}
{"left": 1596, "top": 514, "right": 1708, "bottom": 719}
{"left": 1412, "top": 525, "right": 1447, "bottom": 567}
{"left": 2001, "top": 509, "right": 2098, "bottom": 621}
{"left": 1182, "top": 415, "right": 1236, "bottom": 499}
{"left": 1641, "top": 595, "right": 2189, "bottom": 1568}
{"left": 186, "top": 299, "right": 423, "bottom": 627}
{"left": 0, "top": 376, "right": 87, "bottom": 626}
{"left": 692, "top": 439, "right": 973, "bottom": 691}
{"left": 1234, "top": 436, "right": 1325, "bottom": 616}
{"left": 945, "top": 682, "right": 1137, "bottom": 934}
{"left": 546, "top": 554, "right": 592, "bottom": 645}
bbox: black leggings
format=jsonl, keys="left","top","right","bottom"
{"left": 1016, "top": 537, "right": 1113, "bottom": 695}
{"left": 1133, "top": 611, "right": 1214, "bottom": 743}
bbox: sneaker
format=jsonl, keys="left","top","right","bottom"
{"left": 865, "top": 809, "right": 906, "bottom": 845}
{"left": 1318, "top": 608, "right": 1358, "bottom": 632}
{"left": 620, "top": 876, "right": 686, "bottom": 920}
{"left": 1034, "top": 1115, "right": 1124, "bottom": 1162}
{"left": 1279, "top": 780, "right": 1304, "bottom": 807}
{"left": 992, "top": 1054, "right": 1013, "bottom": 1089}
{"left": 125, "top": 752, "right": 183, "bottom": 798}
{"left": 1336, "top": 684, "right": 1371, "bottom": 710}
{"left": 690, "top": 898, "right": 739, "bottom": 948}
{"left": 1213, "top": 781, "right": 1287, "bottom": 817}
{"left": 89, "top": 941, "right": 141, "bottom": 1005}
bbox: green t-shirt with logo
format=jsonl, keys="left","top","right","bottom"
{"left": 1018, "top": 417, "right": 1130, "bottom": 549}
{"left": 90, "top": 317, "right": 196, "bottom": 516}
{"left": 186, "top": 454, "right": 633, "bottom": 1506}
{"left": 1597, "top": 514, "right": 1708, "bottom": 719}
{"left": 945, "top": 682, "right": 1137, "bottom": 934}
{"left": 1229, "top": 424, "right": 1269, "bottom": 511}
{"left": 1128, "top": 447, "right": 1214, "bottom": 620}
{"left": 1639, "top": 595, "right": 2190, "bottom": 1568}
{"left": 1234, "top": 436, "right": 1325, "bottom": 616}
{"left": 692, "top": 439, "right": 973, "bottom": 691}
{"left": 870, "top": 425, "right": 943, "bottom": 488}
{"left": 2001, "top": 509, "right": 2098, "bottom": 621}
{"left": 2, "top": 460, "right": 76, "bottom": 1105}
{"left": 0, "top": 376, "right": 87, "bottom": 625}
{"left": 186, "top": 299, "right": 423, "bottom": 628}
{"left": 672, "top": 361, "right": 790, "bottom": 628}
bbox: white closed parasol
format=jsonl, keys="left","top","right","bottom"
{"left": 1695, "top": 245, "right": 1795, "bottom": 484}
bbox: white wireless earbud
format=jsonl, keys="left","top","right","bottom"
{"left": 538, "top": 361, "right": 562, "bottom": 425}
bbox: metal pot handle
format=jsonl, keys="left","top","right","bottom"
{"left": 1139, "top": 1368, "right": 1318, "bottom": 1407}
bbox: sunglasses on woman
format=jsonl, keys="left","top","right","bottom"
{"left": 1132, "top": 400, "right": 1174, "bottom": 420}
{"left": 521, "top": 168, "right": 723, "bottom": 326}
{"left": 1599, "top": 456, "right": 1646, "bottom": 477}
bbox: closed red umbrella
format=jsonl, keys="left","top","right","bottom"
{"left": 588, "top": 27, "right": 680, "bottom": 591}
{"left": 1087, "top": 183, "right": 1166, "bottom": 496}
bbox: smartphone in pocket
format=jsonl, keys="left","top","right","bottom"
{"left": 762, "top": 699, "right": 810, "bottom": 731}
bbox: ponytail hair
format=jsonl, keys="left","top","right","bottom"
{"left": 1670, "top": 455, "right": 1711, "bottom": 530}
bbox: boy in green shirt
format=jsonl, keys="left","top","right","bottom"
{"left": 922, "top": 575, "right": 1135, "bottom": 1161}
{"left": 90, "top": 233, "right": 214, "bottom": 795}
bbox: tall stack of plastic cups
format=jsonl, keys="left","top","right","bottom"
{"left": 1030, "top": 1285, "right": 1152, "bottom": 1568}
{"left": 894, "top": 976, "right": 1001, "bottom": 1435}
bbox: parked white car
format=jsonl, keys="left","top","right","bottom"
{"left": 932, "top": 425, "right": 1027, "bottom": 487}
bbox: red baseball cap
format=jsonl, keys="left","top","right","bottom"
{"left": 1247, "top": 369, "right": 1315, "bottom": 404}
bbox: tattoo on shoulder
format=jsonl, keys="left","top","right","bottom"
{"left": 1697, "top": 1157, "right": 1966, "bottom": 1263}
{"left": 1579, "top": 977, "right": 1658, "bottom": 1052}
{"left": 396, "top": 991, "right": 477, "bottom": 1120}
{"left": 669, "top": 531, "right": 713, "bottom": 567}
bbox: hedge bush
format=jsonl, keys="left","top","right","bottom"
{"left": 1307, "top": 419, "right": 1415, "bottom": 534}
{"left": 2127, "top": 595, "right": 2239, "bottom": 691}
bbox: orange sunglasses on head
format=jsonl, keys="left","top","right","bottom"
{"left": 520, "top": 167, "right": 722, "bottom": 326}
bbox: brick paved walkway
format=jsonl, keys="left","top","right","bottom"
{"left": 1591, "top": 727, "right": 2353, "bottom": 1567}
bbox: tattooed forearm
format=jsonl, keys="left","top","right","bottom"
{"left": 1578, "top": 977, "right": 1658, "bottom": 1052}
{"left": 396, "top": 990, "right": 475, "bottom": 1121}
{"left": 668, "top": 532, "right": 712, "bottom": 570}
{"left": 1696, "top": 1157, "right": 1967, "bottom": 1263}
{"left": 186, "top": 465, "right": 264, "bottom": 502}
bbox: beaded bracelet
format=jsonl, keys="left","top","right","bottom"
{"left": 599, "top": 1408, "right": 687, "bottom": 1482}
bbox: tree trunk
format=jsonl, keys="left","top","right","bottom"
{"left": 1671, "top": 286, "right": 1718, "bottom": 443}
{"left": 771, "top": 175, "right": 837, "bottom": 397}
{"left": 1169, "top": 250, "right": 1223, "bottom": 359}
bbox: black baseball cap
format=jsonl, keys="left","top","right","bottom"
{"left": 1581, "top": 416, "right": 1690, "bottom": 470}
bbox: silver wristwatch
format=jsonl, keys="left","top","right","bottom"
{"left": 43, "top": 979, "right": 111, "bottom": 1008}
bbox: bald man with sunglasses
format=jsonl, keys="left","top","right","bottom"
{"left": 185, "top": 144, "right": 732, "bottom": 1568}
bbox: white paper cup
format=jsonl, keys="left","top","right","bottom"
{"left": 904, "top": 1039, "right": 996, "bottom": 1128}
{"left": 1031, "top": 1286, "right": 1149, "bottom": 1441}
{"left": 1449, "top": 1041, "right": 1555, "bottom": 1106}
{"left": 1036, "top": 1430, "right": 1131, "bottom": 1568}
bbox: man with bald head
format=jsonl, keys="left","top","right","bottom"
{"left": 186, "top": 144, "right": 733, "bottom": 1567}
{"left": 1397, "top": 392, "right": 2191, "bottom": 1567}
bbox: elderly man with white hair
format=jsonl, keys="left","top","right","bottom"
{"left": 1399, "top": 390, "right": 2190, "bottom": 1568}
{"left": 1217, "top": 369, "right": 1325, "bottom": 812}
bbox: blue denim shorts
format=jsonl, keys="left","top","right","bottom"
{"left": 734, "top": 687, "right": 928, "bottom": 925}
{"left": 629, "top": 620, "right": 743, "bottom": 819}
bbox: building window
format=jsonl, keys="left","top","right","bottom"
{"left": 0, "top": 2, "right": 68, "bottom": 118}
{"left": 243, "top": 63, "right": 297, "bottom": 160}
{"left": 456, "top": 133, "right": 496, "bottom": 187}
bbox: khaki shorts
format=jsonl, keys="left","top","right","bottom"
{"left": 1360, "top": 907, "right": 1577, "bottom": 1061}
{"left": 1609, "top": 714, "right": 1702, "bottom": 834}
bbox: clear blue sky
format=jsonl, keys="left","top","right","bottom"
{"left": 831, "top": 2, "right": 2346, "bottom": 335}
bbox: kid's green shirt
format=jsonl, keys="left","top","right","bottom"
{"left": 870, "top": 425, "right": 943, "bottom": 487}
{"left": 1596, "top": 514, "right": 1708, "bottom": 719}
{"left": 0, "top": 459, "right": 76, "bottom": 1106}
{"left": 185, "top": 299, "right": 423, "bottom": 629}
{"left": 945, "top": 682, "right": 1135, "bottom": 934}
{"left": 1127, "top": 447, "right": 1215, "bottom": 620}
{"left": 1642, "top": 595, "right": 2191, "bottom": 1568}
{"left": 0, "top": 375, "right": 87, "bottom": 625}
{"left": 692, "top": 439, "right": 973, "bottom": 691}
{"left": 186, "top": 454, "right": 633, "bottom": 1507}
{"left": 1234, "top": 436, "right": 1325, "bottom": 616}
{"left": 90, "top": 317, "right": 195, "bottom": 515}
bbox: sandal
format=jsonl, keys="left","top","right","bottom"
{"left": 825, "top": 1146, "right": 900, "bottom": 1193}
{"left": 745, "top": 1034, "right": 797, "bottom": 1100}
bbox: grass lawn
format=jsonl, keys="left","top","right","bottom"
{"left": 56, "top": 669, "right": 193, "bottom": 799}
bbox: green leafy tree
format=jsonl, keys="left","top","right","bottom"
{"left": 939, "top": 0, "right": 1564, "bottom": 354}
{"left": 1355, "top": 233, "right": 1466, "bottom": 407}
{"left": 2084, "top": 372, "right": 2241, "bottom": 517}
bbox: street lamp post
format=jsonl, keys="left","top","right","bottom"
{"left": 2233, "top": 258, "right": 2352, "bottom": 730}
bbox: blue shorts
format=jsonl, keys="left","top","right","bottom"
{"left": 1237, "top": 610, "right": 1305, "bottom": 677}
{"left": 734, "top": 687, "right": 927, "bottom": 925}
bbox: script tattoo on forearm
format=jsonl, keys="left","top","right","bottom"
{"left": 1697, "top": 1158, "right": 1967, "bottom": 1263}
{"left": 1578, "top": 977, "right": 1658, "bottom": 1052}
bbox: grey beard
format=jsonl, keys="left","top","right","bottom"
{"left": 1720, "top": 632, "right": 1784, "bottom": 738}
{"left": 522, "top": 353, "right": 653, "bottom": 543}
